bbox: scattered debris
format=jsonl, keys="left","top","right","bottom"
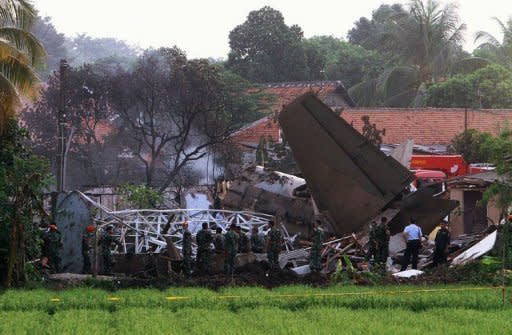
{"left": 392, "top": 269, "right": 424, "bottom": 278}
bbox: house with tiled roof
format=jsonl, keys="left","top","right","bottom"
{"left": 231, "top": 81, "right": 355, "bottom": 150}
{"left": 232, "top": 82, "right": 512, "bottom": 156}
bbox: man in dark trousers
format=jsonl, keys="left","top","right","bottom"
{"left": 182, "top": 221, "right": 193, "bottom": 276}
{"left": 309, "top": 219, "right": 324, "bottom": 272}
{"left": 433, "top": 222, "right": 451, "bottom": 266}
{"left": 82, "top": 224, "right": 96, "bottom": 274}
{"left": 266, "top": 220, "right": 282, "bottom": 269}
{"left": 99, "top": 225, "right": 121, "bottom": 275}
{"left": 195, "top": 222, "right": 213, "bottom": 274}
{"left": 400, "top": 219, "right": 423, "bottom": 271}
{"left": 43, "top": 224, "right": 62, "bottom": 273}
{"left": 224, "top": 223, "right": 239, "bottom": 276}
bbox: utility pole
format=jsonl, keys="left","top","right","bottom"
{"left": 56, "top": 59, "right": 69, "bottom": 192}
{"left": 464, "top": 80, "right": 468, "bottom": 132}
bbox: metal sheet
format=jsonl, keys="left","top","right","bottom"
{"left": 390, "top": 189, "right": 459, "bottom": 235}
{"left": 451, "top": 230, "right": 497, "bottom": 266}
{"left": 279, "top": 93, "right": 414, "bottom": 235}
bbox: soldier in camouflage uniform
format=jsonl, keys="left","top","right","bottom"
{"left": 224, "top": 223, "right": 239, "bottom": 276}
{"left": 195, "top": 222, "right": 213, "bottom": 274}
{"left": 250, "top": 227, "right": 265, "bottom": 253}
{"left": 266, "top": 220, "right": 282, "bottom": 269}
{"left": 310, "top": 220, "right": 324, "bottom": 272}
{"left": 238, "top": 226, "right": 251, "bottom": 253}
{"left": 213, "top": 227, "right": 225, "bottom": 254}
{"left": 369, "top": 217, "right": 390, "bottom": 264}
{"left": 43, "top": 224, "right": 62, "bottom": 273}
{"left": 182, "top": 221, "right": 193, "bottom": 276}
{"left": 99, "top": 225, "right": 121, "bottom": 275}
{"left": 82, "top": 225, "right": 96, "bottom": 274}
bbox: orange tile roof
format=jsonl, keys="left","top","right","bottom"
{"left": 233, "top": 106, "right": 512, "bottom": 146}
{"left": 342, "top": 107, "right": 512, "bottom": 145}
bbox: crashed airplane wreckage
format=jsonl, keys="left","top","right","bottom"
{"left": 226, "top": 93, "right": 458, "bottom": 237}
{"left": 75, "top": 94, "right": 497, "bottom": 277}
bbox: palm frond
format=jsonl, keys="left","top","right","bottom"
{"left": 348, "top": 79, "right": 378, "bottom": 106}
{"left": 0, "top": 70, "right": 19, "bottom": 132}
{"left": 474, "top": 30, "right": 500, "bottom": 48}
{"left": 0, "top": 27, "right": 46, "bottom": 67}
{"left": 0, "top": 54, "right": 39, "bottom": 96}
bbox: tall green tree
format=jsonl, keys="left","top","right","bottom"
{"left": 31, "top": 16, "right": 66, "bottom": 78}
{"left": 474, "top": 17, "right": 512, "bottom": 69}
{"left": 0, "top": 120, "right": 52, "bottom": 287}
{"left": 427, "top": 64, "right": 512, "bottom": 108}
{"left": 304, "top": 36, "right": 386, "bottom": 87}
{"left": 0, "top": 0, "right": 46, "bottom": 132}
{"left": 226, "top": 6, "right": 308, "bottom": 82}
{"left": 349, "top": 0, "right": 466, "bottom": 107}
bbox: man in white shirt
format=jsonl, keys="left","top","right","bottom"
{"left": 400, "top": 219, "right": 423, "bottom": 271}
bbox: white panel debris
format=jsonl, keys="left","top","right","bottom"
{"left": 392, "top": 269, "right": 424, "bottom": 278}
{"left": 291, "top": 264, "right": 311, "bottom": 276}
{"left": 451, "top": 230, "right": 497, "bottom": 266}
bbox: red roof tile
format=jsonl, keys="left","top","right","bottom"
{"left": 233, "top": 106, "right": 512, "bottom": 146}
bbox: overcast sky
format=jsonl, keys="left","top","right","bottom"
{"left": 33, "top": 0, "right": 511, "bottom": 59}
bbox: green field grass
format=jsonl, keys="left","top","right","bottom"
{"left": 0, "top": 285, "right": 510, "bottom": 334}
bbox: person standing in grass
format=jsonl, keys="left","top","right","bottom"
{"left": 44, "top": 224, "right": 62, "bottom": 273}
{"left": 400, "top": 219, "right": 423, "bottom": 271}
{"left": 99, "top": 225, "right": 121, "bottom": 275}
{"left": 182, "top": 221, "right": 193, "bottom": 276}
{"left": 433, "top": 221, "right": 451, "bottom": 266}
{"left": 82, "top": 224, "right": 96, "bottom": 274}
{"left": 213, "top": 227, "right": 225, "bottom": 254}
{"left": 224, "top": 223, "right": 239, "bottom": 276}
{"left": 250, "top": 227, "right": 265, "bottom": 253}
{"left": 238, "top": 226, "right": 251, "bottom": 253}
{"left": 266, "top": 220, "right": 282, "bottom": 269}
{"left": 375, "top": 217, "right": 391, "bottom": 264}
{"left": 196, "top": 222, "right": 213, "bottom": 274}
{"left": 310, "top": 219, "right": 324, "bottom": 272}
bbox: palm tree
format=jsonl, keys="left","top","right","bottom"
{"left": 474, "top": 17, "right": 512, "bottom": 69}
{"left": 0, "top": 0, "right": 46, "bottom": 133}
{"left": 349, "top": 0, "right": 466, "bottom": 107}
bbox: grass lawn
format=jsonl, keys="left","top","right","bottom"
{"left": 0, "top": 285, "right": 510, "bottom": 334}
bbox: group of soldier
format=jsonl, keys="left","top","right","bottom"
{"left": 41, "top": 216, "right": 328, "bottom": 277}
{"left": 180, "top": 219, "right": 289, "bottom": 277}
{"left": 41, "top": 222, "right": 122, "bottom": 275}
{"left": 368, "top": 216, "right": 451, "bottom": 271}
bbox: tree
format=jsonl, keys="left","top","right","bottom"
{"left": 348, "top": 0, "right": 467, "bottom": 107}
{"left": 348, "top": 3, "right": 409, "bottom": 52}
{"left": 65, "top": 33, "right": 138, "bottom": 69}
{"left": 0, "top": 120, "right": 52, "bottom": 287}
{"left": 450, "top": 129, "right": 493, "bottom": 163}
{"left": 226, "top": 6, "right": 308, "bottom": 82}
{"left": 304, "top": 36, "right": 386, "bottom": 87}
{"left": 0, "top": 0, "right": 46, "bottom": 132}
{"left": 481, "top": 131, "right": 512, "bottom": 213}
{"left": 427, "top": 64, "right": 512, "bottom": 109}
{"left": 474, "top": 17, "right": 512, "bottom": 69}
{"left": 110, "top": 47, "right": 267, "bottom": 191}
{"left": 31, "top": 16, "right": 67, "bottom": 79}
{"left": 23, "top": 63, "right": 136, "bottom": 188}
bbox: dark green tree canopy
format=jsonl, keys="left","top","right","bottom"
{"left": 226, "top": 6, "right": 307, "bottom": 82}
{"left": 427, "top": 64, "right": 512, "bottom": 108}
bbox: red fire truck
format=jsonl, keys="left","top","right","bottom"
{"left": 410, "top": 155, "right": 492, "bottom": 178}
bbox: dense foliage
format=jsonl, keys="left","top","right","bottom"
{"left": 428, "top": 64, "right": 512, "bottom": 108}
{"left": 450, "top": 129, "right": 493, "bottom": 163}
{"left": 0, "top": 120, "right": 52, "bottom": 287}
{"left": 0, "top": 0, "right": 46, "bottom": 132}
